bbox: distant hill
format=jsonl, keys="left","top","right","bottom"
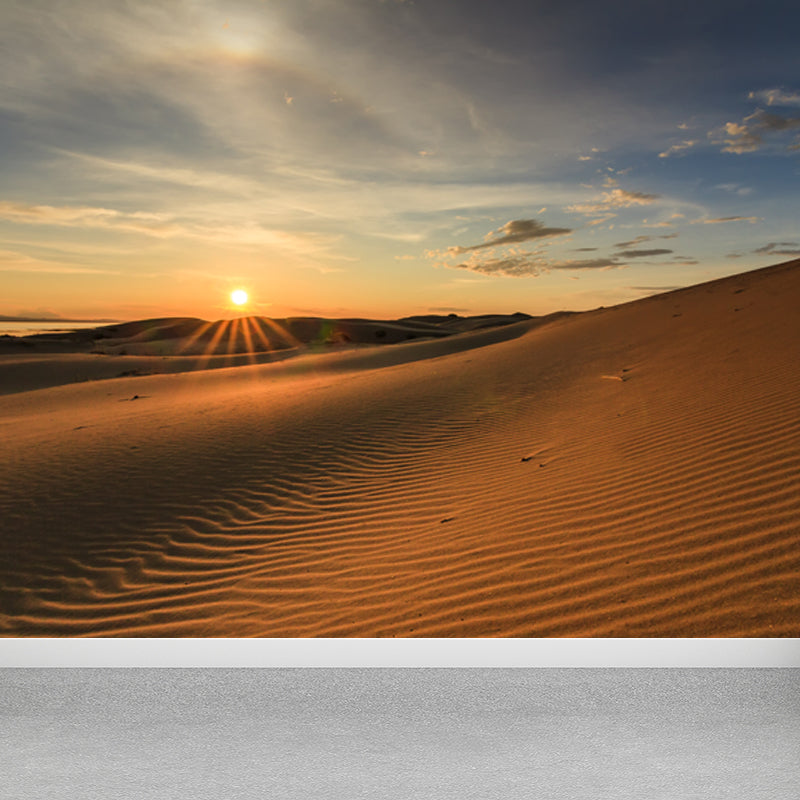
{"left": 0, "top": 315, "right": 120, "bottom": 322}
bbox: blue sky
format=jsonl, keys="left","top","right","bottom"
{"left": 1, "top": 0, "right": 799, "bottom": 319}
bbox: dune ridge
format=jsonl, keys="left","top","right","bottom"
{"left": 1, "top": 260, "right": 798, "bottom": 636}
{"left": 0, "top": 312, "right": 536, "bottom": 395}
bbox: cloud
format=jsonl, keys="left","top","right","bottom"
{"left": 552, "top": 258, "right": 620, "bottom": 271}
{"left": 696, "top": 216, "right": 761, "bottom": 224}
{"left": 448, "top": 253, "right": 545, "bottom": 277}
{"left": 566, "top": 188, "right": 660, "bottom": 217}
{"left": 0, "top": 248, "right": 117, "bottom": 274}
{"left": 714, "top": 120, "right": 761, "bottom": 154}
{"left": 0, "top": 200, "right": 342, "bottom": 257}
{"left": 446, "top": 218, "right": 572, "bottom": 254}
{"left": 0, "top": 201, "right": 183, "bottom": 238}
{"left": 754, "top": 242, "right": 800, "bottom": 256}
{"left": 748, "top": 88, "right": 800, "bottom": 107}
{"left": 429, "top": 217, "right": 578, "bottom": 278}
{"left": 445, "top": 251, "right": 621, "bottom": 277}
{"left": 711, "top": 109, "right": 800, "bottom": 153}
{"left": 614, "top": 233, "right": 677, "bottom": 248}
{"left": 658, "top": 140, "right": 698, "bottom": 158}
{"left": 57, "top": 149, "right": 266, "bottom": 196}
{"left": 757, "top": 111, "right": 800, "bottom": 131}
{"left": 615, "top": 248, "right": 673, "bottom": 258}
{"left": 715, "top": 183, "right": 753, "bottom": 195}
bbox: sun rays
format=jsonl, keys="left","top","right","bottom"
{"left": 172, "top": 314, "right": 305, "bottom": 371}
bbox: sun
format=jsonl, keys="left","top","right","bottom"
{"left": 230, "top": 289, "right": 248, "bottom": 306}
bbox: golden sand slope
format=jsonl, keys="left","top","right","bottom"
{"left": 0, "top": 313, "right": 533, "bottom": 394}
{"left": 1, "top": 260, "right": 799, "bottom": 636}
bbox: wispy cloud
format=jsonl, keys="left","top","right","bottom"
{"left": 658, "top": 140, "right": 698, "bottom": 158}
{"left": 614, "top": 234, "right": 677, "bottom": 248}
{"left": 710, "top": 109, "right": 800, "bottom": 153}
{"left": 754, "top": 242, "right": 800, "bottom": 256}
{"left": 615, "top": 248, "right": 673, "bottom": 258}
{"left": 566, "top": 188, "right": 660, "bottom": 217}
{"left": 444, "top": 253, "right": 546, "bottom": 277}
{"left": 715, "top": 183, "right": 753, "bottom": 196}
{"left": 444, "top": 251, "right": 621, "bottom": 278}
{"left": 0, "top": 201, "right": 342, "bottom": 256}
{"left": 0, "top": 201, "right": 182, "bottom": 237}
{"left": 445, "top": 219, "right": 572, "bottom": 255}
{"left": 550, "top": 258, "right": 621, "bottom": 271}
{"left": 748, "top": 88, "right": 800, "bottom": 107}
{"left": 427, "top": 217, "right": 581, "bottom": 277}
{"left": 586, "top": 216, "right": 617, "bottom": 227}
{"left": 0, "top": 248, "right": 118, "bottom": 274}
{"left": 695, "top": 216, "right": 762, "bottom": 224}
{"left": 56, "top": 150, "right": 264, "bottom": 197}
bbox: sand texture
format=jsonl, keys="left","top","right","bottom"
{"left": 1, "top": 261, "right": 799, "bottom": 636}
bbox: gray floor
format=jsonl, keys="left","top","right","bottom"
{"left": 1, "top": 669, "right": 797, "bottom": 800}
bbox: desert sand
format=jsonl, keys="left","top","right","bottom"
{"left": 1, "top": 259, "right": 798, "bottom": 636}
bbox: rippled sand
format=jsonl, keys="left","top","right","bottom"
{"left": 1, "top": 260, "right": 798, "bottom": 635}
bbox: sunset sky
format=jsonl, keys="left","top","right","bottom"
{"left": 2, "top": 0, "right": 799, "bottom": 321}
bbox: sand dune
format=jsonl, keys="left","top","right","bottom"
{"left": 1, "top": 260, "right": 799, "bottom": 636}
{"left": 0, "top": 312, "right": 535, "bottom": 394}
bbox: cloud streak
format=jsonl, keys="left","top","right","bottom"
{"left": 748, "top": 88, "right": 800, "bottom": 107}
{"left": 446, "top": 219, "right": 572, "bottom": 255}
{"left": 0, "top": 201, "right": 342, "bottom": 256}
{"left": 615, "top": 248, "right": 673, "bottom": 258}
{"left": 567, "top": 188, "right": 660, "bottom": 217}
{"left": 658, "top": 140, "right": 698, "bottom": 158}
{"left": 0, "top": 248, "right": 118, "bottom": 274}
{"left": 445, "top": 252, "right": 621, "bottom": 278}
{"left": 614, "top": 234, "right": 677, "bottom": 248}
{"left": 696, "top": 216, "right": 761, "bottom": 224}
{"left": 57, "top": 150, "right": 264, "bottom": 197}
{"left": 0, "top": 201, "right": 184, "bottom": 237}
{"left": 754, "top": 242, "right": 800, "bottom": 256}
